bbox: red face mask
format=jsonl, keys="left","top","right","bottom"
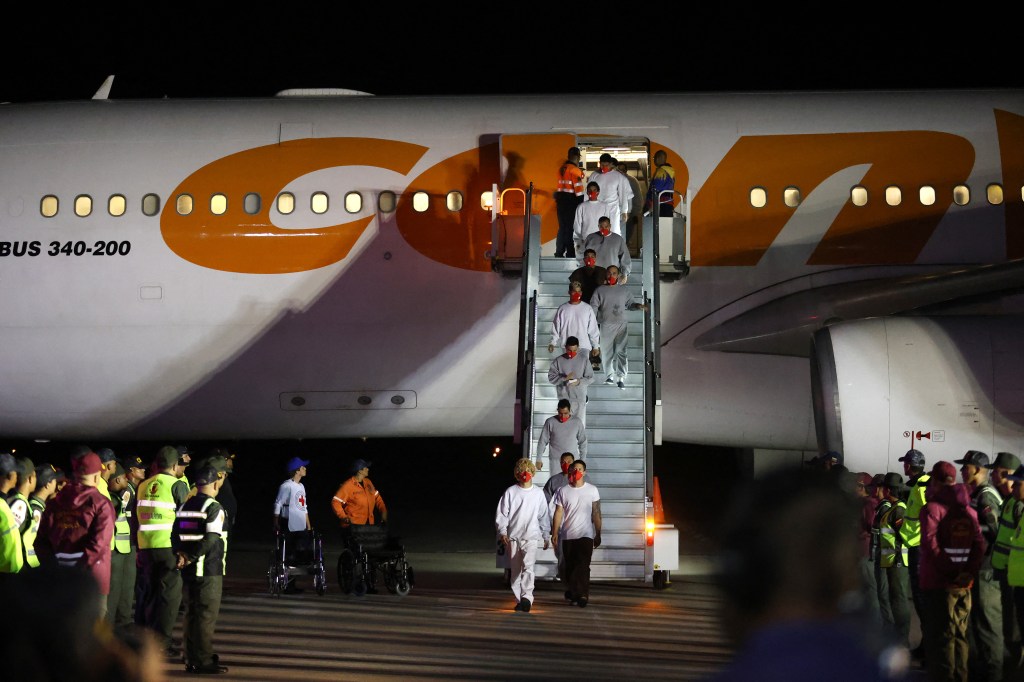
{"left": 569, "top": 291, "right": 582, "bottom": 303}
{"left": 517, "top": 471, "right": 532, "bottom": 483}
{"left": 561, "top": 460, "right": 571, "bottom": 473}
{"left": 607, "top": 276, "right": 617, "bottom": 285}
{"left": 584, "top": 257, "right": 596, "bottom": 267}
{"left": 599, "top": 226, "right": 610, "bottom": 236}
{"left": 566, "top": 350, "right": 577, "bottom": 359}
{"left": 557, "top": 413, "right": 570, "bottom": 423}
{"left": 587, "top": 191, "right": 599, "bottom": 201}
{"left": 568, "top": 469, "right": 582, "bottom": 483}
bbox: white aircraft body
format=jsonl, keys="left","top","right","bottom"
{"left": 1, "top": 89, "right": 1023, "bottom": 474}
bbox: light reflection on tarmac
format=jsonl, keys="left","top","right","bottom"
{"left": 162, "top": 548, "right": 729, "bottom": 681}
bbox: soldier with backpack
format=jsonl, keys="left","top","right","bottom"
{"left": 919, "top": 460, "right": 986, "bottom": 681}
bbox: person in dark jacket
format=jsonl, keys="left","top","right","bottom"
{"left": 35, "top": 452, "right": 115, "bottom": 619}
{"left": 919, "top": 460, "right": 986, "bottom": 681}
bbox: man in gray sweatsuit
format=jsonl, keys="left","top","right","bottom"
{"left": 590, "top": 265, "right": 647, "bottom": 389}
{"left": 536, "top": 399, "right": 588, "bottom": 474}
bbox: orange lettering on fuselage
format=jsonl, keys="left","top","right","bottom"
{"left": 161, "top": 138, "right": 427, "bottom": 274}
{"left": 996, "top": 110, "right": 1024, "bottom": 259}
{"left": 396, "top": 143, "right": 501, "bottom": 272}
{"left": 691, "top": 132, "right": 975, "bottom": 266}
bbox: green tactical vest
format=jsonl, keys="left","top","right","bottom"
{"left": 137, "top": 473, "right": 179, "bottom": 550}
{"left": 0, "top": 498, "right": 25, "bottom": 573}
{"left": 900, "top": 474, "right": 930, "bottom": 548}
{"left": 879, "top": 501, "right": 909, "bottom": 568}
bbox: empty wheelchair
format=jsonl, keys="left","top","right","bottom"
{"left": 336, "top": 524, "right": 414, "bottom": 597}
{"left": 268, "top": 529, "right": 327, "bottom": 596}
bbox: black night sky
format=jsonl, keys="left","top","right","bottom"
{"left": 5, "top": 8, "right": 1020, "bottom": 103}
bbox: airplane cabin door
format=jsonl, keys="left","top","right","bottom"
{"left": 498, "top": 133, "right": 578, "bottom": 255}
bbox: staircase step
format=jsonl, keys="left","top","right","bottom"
{"left": 535, "top": 384, "right": 644, "bottom": 400}
{"left": 586, "top": 471, "right": 646, "bottom": 486}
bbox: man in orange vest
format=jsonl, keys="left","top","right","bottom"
{"left": 554, "top": 147, "right": 584, "bottom": 258}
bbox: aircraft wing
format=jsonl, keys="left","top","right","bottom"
{"left": 692, "top": 259, "right": 1024, "bottom": 357}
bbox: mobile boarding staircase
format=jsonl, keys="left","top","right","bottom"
{"left": 505, "top": 186, "right": 686, "bottom": 586}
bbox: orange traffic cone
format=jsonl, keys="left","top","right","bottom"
{"left": 652, "top": 476, "right": 665, "bottom": 524}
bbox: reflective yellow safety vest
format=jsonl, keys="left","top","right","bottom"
{"left": 1007, "top": 507, "right": 1024, "bottom": 587}
{"left": 879, "top": 501, "right": 909, "bottom": 568}
{"left": 901, "top": 474, "right": 930, "bottom": 548}
{"left": 9, "top": 493, "right": 34, "bottom": 569}
{"left": 137, "top": 473, "right": 179, "bottom": 550}
{"left": 113, "top": 489, "right": 132, "bottom": 554}
{"left": 0, "top": 498, "right": 24, "bottom": 573}
{"left": 993, "top": 496, "right": 1021, "bottom": 572}
{"left": 24, "top": 497, "right": 44, "bottom": 568}
{"left": 96, "top": 476, "right": 116, "bottom": 550}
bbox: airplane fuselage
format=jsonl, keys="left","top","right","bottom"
{"left": 1, "top": 91, "right": 1022, "bottom": 471}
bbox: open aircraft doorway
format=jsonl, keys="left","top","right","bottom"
{"left": 494, "top": 134, "right": 651, "bottom": 262}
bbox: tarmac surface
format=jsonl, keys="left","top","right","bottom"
{"left": 162, "top": 547, "right": 728, "bottom": 681}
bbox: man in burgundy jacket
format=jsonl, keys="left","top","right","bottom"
{"left": 35, "top": 451, "right": 115, "bottom": 619}
{"left": 919, "top": 460, "right": 986, "bottom": 681}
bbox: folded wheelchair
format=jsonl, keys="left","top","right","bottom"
{"left": 268, "top": 529, "right": 327, "bottom": 596}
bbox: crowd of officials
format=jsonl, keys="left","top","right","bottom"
{"left": 750, "top": 448, "right": 1024, "bottom": 682}
{"left": 0, "top": 444, "right": 236, "bottom": 678}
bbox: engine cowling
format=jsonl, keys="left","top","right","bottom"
{"left": 812, "top": 317, "right": 1024, "bottom": 474}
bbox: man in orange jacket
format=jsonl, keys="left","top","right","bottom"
{"left": 331, "top": 459, "right": 388, "bottom": 526}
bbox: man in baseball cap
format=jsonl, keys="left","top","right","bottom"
{"left": 955, "top": 451, "right": 1004, "bottom": 678}
{"left": 273, "top": 457, "right": 311, "bottom": 593}
{"left": 332, "top": 459, "right": 388, "bottom": 526}
{"left": 0, "top": 453, "right": 23, "bottom": 573}
{"left": 898, "top": 448, "right": 929, "bottom": 645}
{"left": 36, "top": 450, "right": 114, "bottom": 617}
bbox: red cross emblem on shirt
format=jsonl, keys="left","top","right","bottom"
{"left": 298, "top": 494, "right": 306, "bottom": 507}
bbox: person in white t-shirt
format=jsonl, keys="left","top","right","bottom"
{"left": 551, "top": 460, "right": 602, "bottom": 608}
{"left": 495, "top": 459, "right": 551, "bottom": 613}
{"left": 273, "top": 456, "right": 312, "bottom": 592}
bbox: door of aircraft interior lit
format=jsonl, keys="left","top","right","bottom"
{"left": 499, "top": 133, "right": 578, "bottom": 250}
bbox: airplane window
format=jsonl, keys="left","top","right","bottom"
{"left": 953, "top": 185, "right": 970, "bottom": 206}
{"left": 277, "top": 192, "right": 295, "bottom": 215}
{"left": 311, "top": 192, "right": 329, "bottom": 215}
{"left": 108, "top": 195, "right": 126, "bottom": 217}
{"left": 783, "top": 187, "right": 801, "bottom": 208}
{"left": 244, "top": 193, "right": 261, "bottom": 215}
{"left": 885, "top": 186, "right": 902, "bottom": 206}
{"left": 851, "top": 186, "right": 868, "bottom": 207}
{"left": 142, "top": 194, "right": 161, "bottom": 216}
{"left": 379, "top": 191, "right": 396, "bottom": 213}
{"left": 41, "top": 195, "right": 58, "bottom": 217}
{"left": 413, "top": 191, "right": 429, "bottom": 212}
{"left": 447, "top": 191, "right": 464, "bottom": 212}
{"left": 480, "top": 191, "right": 494, "bottom": 211}
{"left": 987, "top": 184, "right": 1004, "bottom": 205}
{"left": 75, "top": 195, "right": 93, "bottom": 217}
{"left": 345, "top": 192, "right": 362, "bottom": 213}
{"left": 919, "top": 186, "right": 936, "bottom": 206}
{"left": 176, "top": 194, "right": 194, "bottom": 216}
{"left": 749, "top": 187, "right": 767, "bottom": 208}
{"left": 210, "top": 194, "right": 227, "bottom": 215}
